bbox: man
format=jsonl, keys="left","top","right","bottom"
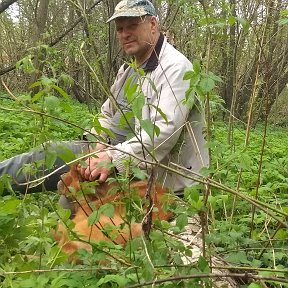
{"left": 0, "top": 0, "right": 209, "bottom": 199}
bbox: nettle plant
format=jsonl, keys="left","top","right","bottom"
{"left": 0, "top": 58, "right": 223, "bottom": 287}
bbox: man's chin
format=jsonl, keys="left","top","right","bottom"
{"left": 124, "top": 49, "right": 136, "bottom": 56}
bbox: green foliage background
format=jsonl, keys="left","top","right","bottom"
{"left": 0, "top": 92, "right": 288, "bottom": 287}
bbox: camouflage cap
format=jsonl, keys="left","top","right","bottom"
{"left": 107, "top": 0, "right": 156, "bottom": 23}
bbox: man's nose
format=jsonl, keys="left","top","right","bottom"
{"left": 120, "top": 28, "right": 131, "bottom": 39}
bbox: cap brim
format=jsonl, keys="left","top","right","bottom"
{"left": 106, "top": 11, "right": 149, "bottom": 23}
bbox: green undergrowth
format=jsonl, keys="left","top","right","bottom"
{"left": 0, "top": 96, "right": 288, "bottom": 287}
{"left": 0, "top": 95, "right": 93, "bottom": 161}
{"left": 206, "top": 122, "right": 288, "bottom": 284}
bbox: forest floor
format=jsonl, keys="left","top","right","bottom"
{"left": 0, "top": 94, "right": 287, "bottom": 287}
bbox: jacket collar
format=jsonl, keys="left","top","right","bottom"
{"left": 123, "top": 33, "right": 164, "bottom": 73}
{"left": 144, "top": 32, "right": 164, "bottom": 72}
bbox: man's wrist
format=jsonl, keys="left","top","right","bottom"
{"left": 105, "top": 149, "right": 113, "bottom": 160}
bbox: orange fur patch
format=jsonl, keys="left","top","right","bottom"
{"left": 54, "top": 166, "right": 174, "bottom": 259}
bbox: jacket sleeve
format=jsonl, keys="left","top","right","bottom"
{"left": 108, "top": 59, "right": 193, "bottom": 173}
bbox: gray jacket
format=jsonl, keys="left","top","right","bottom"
{"left": 93, "top": 34, "right": 209, "bottom": 193}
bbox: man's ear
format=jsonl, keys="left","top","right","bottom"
{"left": 150, "top": 16, "right": 158, "bottom": 33}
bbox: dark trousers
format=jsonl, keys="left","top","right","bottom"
{"left": 0, "top": 140, "right": 89, "bottom": 194}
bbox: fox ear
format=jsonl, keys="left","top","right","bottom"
{"left": 70, "top": 164, "right": 79, "bottom": 177}
{"left": 154, "top": 184, "right": 168, "bottom": 196}
{"left": 58, "top": 173, "right": 73, "bottom": 195}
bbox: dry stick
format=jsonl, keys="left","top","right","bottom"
{"left": 0, "top": 267, "right": 117, "bottom": 276}
{"left": 13, "top": 136, "right": 288, "bottom": 228}
{"left": 245, "top": 4, "right": 269, "bottom": 237}
{"left": 198, "top": 0, "right": 212, "bottom": 264}
{"left": 257, "top": 221, "right": 286, "bottom": 259}
{"left": 127, "top": 272, "right": 288, "bottom": 288}
{"left": 17, "top": 145, "right": 288, "bottom": 228}
{"left": 211, "top": 265, "right": 288, "bottom": 274}
{"left": 227, "top": 27, "right": 246, "bottom": 225}
{"left": 142, "top": 172, "right": 154, "bottom": 240}
{"left": 249, "top": 5, "right": 273, "bottom": 237}
{"left": 2, "top": 268, "right": 287, "bottom": 285}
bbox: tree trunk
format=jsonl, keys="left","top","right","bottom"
{"left": 235, "top": 0, "right": 288, "bottom": 124}
{"left": 30, "top": 0, "right": 50, "bottom": 89}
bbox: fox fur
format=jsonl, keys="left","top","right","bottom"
{"left": 53, "top": 165, "right": 174, "bottom": 258}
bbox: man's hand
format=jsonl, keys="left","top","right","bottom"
{"left": 78, "top": 150, "right": 112, "bottom": 183}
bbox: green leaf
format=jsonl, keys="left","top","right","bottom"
{"left": 0, "top": 198, "right": 21, "bottom": 216}
{"left": 59, "top": 73, "right": 74, "bottom": 85}
{"left": 59, "top": 100, "right": 72, "bottom": 113}
{"left": 280, "top": 9, "right": 288, "bottom": 16}
{"left": 183, "top": 70, "right": 195, "bottom": 80}
{"left": 58, "top": 146, "right": 76, "bottom": 163}
{"left": 142, "top": 259, "right": 154, "bottom": 280}
{"left": 51, "top": 84, "right": 69, "bottom": 99}
{"left": 99, "top": 203, "right": 114, "bottom": 218}
{"left": 96, "top": 274, "right": 128, "bottom": 287}
{"left": 184, "top": 186, "right": 199, "bottom": 202}
{"left": 238, "top": 17, "right": 250, "bottom": 32}
{"left": 140, "top": 119, "right": 159, "bottom": 140}
{"left": 150, "top": 105, "right": 168, "bottom": 124}
{"left": 124, "top": 78, "right": 138, "bottom": 103}
{"left": 132, "top": 93, "right": 145, "bottom": 120}
{"left": 189, "top": 73, "right": 201, "bottom": 86}
{"left": 278, "top": 18, "right": 288, "bottom": 25}
{"left": 125, "top": 237, "right": 142, "bottom": 254}
{"left": 44, "top": 95, "right": 60, "bottom": 111}
{"left": 176, "top": 213, "right": 188, "bottom": 230}
{"left": 228, "top": 15, "right": 236, "bottom": 25}
{"left": 199, "top": 77, "right": 215, "bottom": 93}
{"left": 31, "top": 90, "right": 45, "bottom": 102}
{"left": 119, "top": 111, "right": 134, "bottom": 128}
{"left": 40, "top": 76, "right": 56, "bottom": 86}
{"left": 248, "top": 283, "right": 261, "bottom": 288}
{"left": 88, "top": 210, "right": 100, "bottom": 226}
{"left": 237, "top": 152, "right": 251, "bottom": 170}
{"left": 29, "top": 81, "right": 41, "bottom": 89}
{"left": 45, "top": 149, "right": 57, "bottom": 169}
{"left": 198, "top": 256, "right": 209, "bottom": 272}
{"left": 183, "top": 87, "right": 195, "bottom": 109}
{"left": 131, "top": 166, "right": 147, "bottom": 180}
{"left": 192, "top": 59, "right": 201, "bottom": 74}
{"left": 92, "top": 116, "right": 116, "bottom": 139}
{"left": 207, "top": 71, "right": 223, "bottom": 83}
{"left": 16, "top": 55, "right": 35, "bottom": 73}
{"left": 225, "top": 251, "right": 250, "bottom": 264}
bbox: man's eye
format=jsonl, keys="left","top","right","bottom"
{"left": 130, "top": 23, "right": 138, "bottom": 29}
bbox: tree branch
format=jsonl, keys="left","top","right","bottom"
{"left": 0, "top": 0, "right": 104, "bottom": 76}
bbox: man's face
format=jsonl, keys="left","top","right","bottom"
{"left": 115, "top": 16, "right": 157, "bottom": 60}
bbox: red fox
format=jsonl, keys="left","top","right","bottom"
{"left": 53, "top": 165, "right": 174, "bottom": 258}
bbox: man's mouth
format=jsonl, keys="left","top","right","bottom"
{"left": 124, "top": 41, "right": 136, "bottom": 45}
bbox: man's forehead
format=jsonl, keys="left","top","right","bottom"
{"left": 115, "top": 16, "right": 148, "bottom": 24}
